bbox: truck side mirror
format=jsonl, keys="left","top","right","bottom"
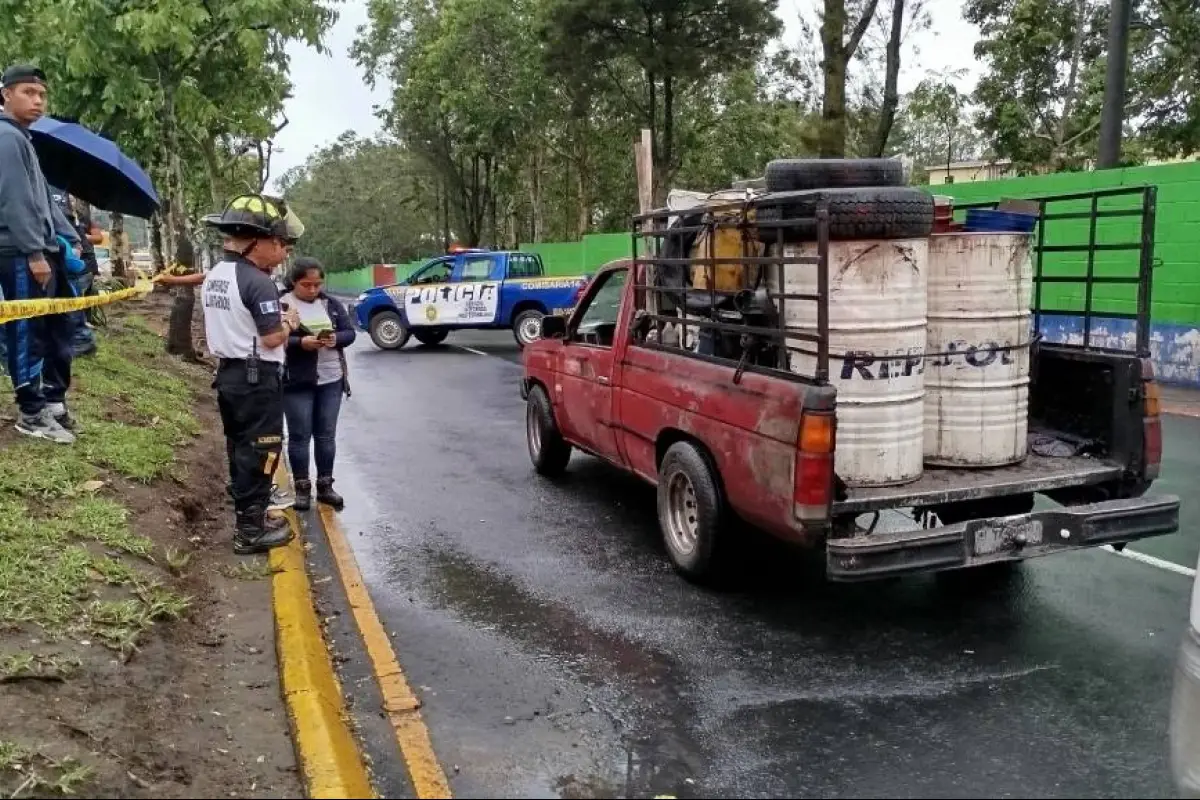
{"left": 541, "top": 315, "right": 567, "bottom": 339}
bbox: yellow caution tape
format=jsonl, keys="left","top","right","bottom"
{"left": 0, "top": 272, "right": 155, "bottom": 324}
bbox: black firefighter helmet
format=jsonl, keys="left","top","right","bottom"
{"left": 202, "top": 194, "right": 305, "bottom": 242}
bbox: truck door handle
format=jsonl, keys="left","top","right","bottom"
{"left": 597, "top": 375, "right": 610, "bottom": 384}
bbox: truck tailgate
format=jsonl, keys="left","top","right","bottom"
{"left": 835, "top": 454, "right": 1124, "bottom": 515}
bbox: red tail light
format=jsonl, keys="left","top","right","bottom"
{"left": 795, "top": 411, "right": 835, "bottom": 521}
{"left": 1142, "top": 358, "right": 1162, "bottom": 481}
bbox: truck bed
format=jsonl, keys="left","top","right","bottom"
{"left": 836, "top": 453, "right": 1123, "bottom": 515}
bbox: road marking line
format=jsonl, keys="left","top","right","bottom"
{"left": 317, "top": 504, "right": 453, "bottom": 799}
{"left": 455, "top": 345, "right": 489, "bottom": 357}
{"left": 1102, "top": 544, "right": 1196, "bottom": 578}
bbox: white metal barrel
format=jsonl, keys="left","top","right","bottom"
{"left": 925, "top": 233, "right": 1034, "bottom": 467}
{"left": 781, "top": 239, "right": 928, "bottom": 487}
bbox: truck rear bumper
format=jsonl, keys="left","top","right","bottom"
{"left": 826, "top": 494, "right": 1181, "bottom": 581}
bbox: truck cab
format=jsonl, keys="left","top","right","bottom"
{"left": 353, "top": 248, "right": 586, "bottom": 350}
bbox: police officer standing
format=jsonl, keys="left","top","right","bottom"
{"left": 200, "top": 194, "right": 304, "bottom": 554}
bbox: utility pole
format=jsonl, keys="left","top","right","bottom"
{"left": 1097, "top": 0, "right": 1132, "bottom": 168}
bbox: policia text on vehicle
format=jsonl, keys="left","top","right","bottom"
{"left": 199, "top": 194, "right": 305, "bottom": 555}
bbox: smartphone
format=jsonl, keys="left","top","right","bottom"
{"left": 317, "top": 329, "right": 334, "bottom": 341}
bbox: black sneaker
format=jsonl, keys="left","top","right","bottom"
{"left": 15, "top": 409, "right": 75, "bottom": 444}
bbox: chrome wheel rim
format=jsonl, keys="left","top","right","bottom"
{"left": 665, "top": 471, "right": 699, "bottom": 556}
{"left": 376, "top": 318, "right": 403, "bottom": 346}
{"left": 518, "top": 315, "right": 543, "bottom": 345}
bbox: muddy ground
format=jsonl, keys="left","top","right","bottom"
{"left": 0, "top": 292, "right": 301, "bottom": 798}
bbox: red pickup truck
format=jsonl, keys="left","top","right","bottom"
{"left": 520, "top": 188, "right": 1179, "bottom": 583}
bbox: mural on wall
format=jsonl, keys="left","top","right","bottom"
{"left": 1039, "top": 314, "right": 1200, "bottom": 385}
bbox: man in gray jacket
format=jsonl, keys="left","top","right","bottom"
{"left": 0, "top": 64, "right": 81, "bottom": 443}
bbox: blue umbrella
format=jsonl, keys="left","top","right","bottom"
{"left": 29, "top": 116, "right": 160, "bottom": 219}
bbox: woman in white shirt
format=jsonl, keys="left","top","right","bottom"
{"left": 280, "top": 257, "right": 356, "bottom": 511}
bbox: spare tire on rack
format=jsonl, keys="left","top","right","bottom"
{"left": 764, "top": 158, "right": 905, "bottom": 193}
{"left": 756, "top": 186, "right": 934, "bottom": 243}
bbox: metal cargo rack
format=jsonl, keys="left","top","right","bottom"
{"left": 954, "top": 185, "right": 1157, "bottom": 357}
{"left": 630, "top": 194, "right": 833, "bottom": 385}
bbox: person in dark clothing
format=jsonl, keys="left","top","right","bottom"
{"left": 200, "top": 194, "right": 304, "bottom": 554}
{"left": 280, "top": 258, "right": 355, "bottom": 511}
{"left": 0, "top": 64, "right": 83, "bottom": 443}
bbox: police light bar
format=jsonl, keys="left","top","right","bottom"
{"left": 448, "top": 244, "right": 489, "bottom": 254}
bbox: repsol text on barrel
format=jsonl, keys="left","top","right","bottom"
{"left": 840, "top": 340, "right": 1019, "bottom": 381}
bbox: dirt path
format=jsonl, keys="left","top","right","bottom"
{"left": 0, "top": 298, "right": 300, "bottom": 798}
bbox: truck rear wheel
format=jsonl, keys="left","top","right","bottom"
{"left": 369, "top": 310, "right": 410, "bottom": 350}
{"left": 658, "top": 441, "right": 725, "bottom": 582}
{"left": 513, "top": 309, "right": 545, "bottom": 349}
{"left": 526, "top": 384, "right": 571, "bottom": 477}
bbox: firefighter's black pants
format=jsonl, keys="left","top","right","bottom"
{"left": 215, "top": 359, "right": 283, "bottom": 517}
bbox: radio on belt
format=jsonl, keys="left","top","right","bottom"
{"left": 246, "top": 338, "right": 260, "bottom": 385}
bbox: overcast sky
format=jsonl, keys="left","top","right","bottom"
{"left": 269, "top": 0, "right": 981, "bottom": 188}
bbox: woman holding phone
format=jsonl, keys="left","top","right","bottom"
{"left": 280, "top": 257, "right": 356, "bottom": 511}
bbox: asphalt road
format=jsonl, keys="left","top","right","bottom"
{"left": 330, "top": 328, "right": 1197, "bottom": 799}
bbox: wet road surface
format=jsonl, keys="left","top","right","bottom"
{"left": 330, "top": 329, "right": 1198, "bottom": 798}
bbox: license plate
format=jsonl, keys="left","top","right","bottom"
{"left": 970, "top": 518, "right": 1045, "bottom": 557}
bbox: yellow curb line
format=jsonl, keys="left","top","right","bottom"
{"left": 317, "top": 503, "right": 454, "bottom": 799}
{"left": 269, "top": 470, "right": 376, "bottom": 799}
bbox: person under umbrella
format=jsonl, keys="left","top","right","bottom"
{"left": 0, "top": 64, "right": 82, "bottom": 443}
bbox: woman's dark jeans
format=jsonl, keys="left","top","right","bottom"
{"left": 283, "top": 379, "right": 343, "bottom": 480}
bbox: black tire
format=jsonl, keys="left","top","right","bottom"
{"left": 413, "top": 329, "right": 449, "bottom": 346}
{"left": 526, "top": 384, "right": 571, "bottom": 477}
{"left": 764, "top": 158, "right": 905, "bottom": 193}
{"left": 368, "top": 310, "right": 410, "bottom": 350}
{"left": 657, "top": 441, "right": 726, "bottom": 582}
{"left": 513, "top": 308, "right": 545, "bottom": 349}
{"left": 757, "top": 187, "right": 935, "bottom": 242}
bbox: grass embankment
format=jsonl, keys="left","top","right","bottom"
{"left": 0, "top": 315, "right": 202, "bottom": 794}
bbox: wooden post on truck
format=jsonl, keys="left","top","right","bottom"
{"left": 635, "top": 128, "right": 658, "bottom": 314}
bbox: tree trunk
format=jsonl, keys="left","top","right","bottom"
{"left": 150, "top": 214, "right": 166, "bottom": 272}
{"left": 1053, "top": 0, "right": 1088, "bottom": 169}
{"left": 870, "top": 0, "right": 906, "bottom": 157}
{"left": 162, "top": 94, "right": 200, "bottom": 361}
{"left": 110, "top": 212, "right": 129, "bottom": 281}
{"left": 657, "top": 74, "right": 675, "bottom": 205}
{"left": 820, "top": 0, "right": 848, "bottom": 157}
{"left": 441, "top": 178, "right": 451, "bottom": 249}
{"left": 821, "top": 0, "right": 880, "bottom": 157}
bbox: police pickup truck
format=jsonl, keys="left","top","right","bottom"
{"left": 353, "top": 249, "right": 587, "bottom": 350}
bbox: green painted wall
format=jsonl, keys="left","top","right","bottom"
{"left": 934, "top": 162, "right": 1200, "bottom": 325}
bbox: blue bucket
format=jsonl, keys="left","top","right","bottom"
{"left": 964, "top": 208, "right": 1038, "bottom": 233}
